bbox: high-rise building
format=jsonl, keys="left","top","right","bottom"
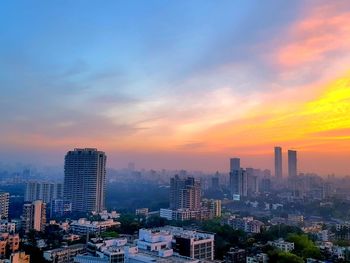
{"left": 230, "top": 158, "right": 240, "bottom": 171}
{"left": 211, "top": 176, "right": 219, "bottom": 189}
{"left": 170, "top": 175, "right": 201, "bottom": 210}
{"left": 288, "top": 150, "right": 297, "bottom": 178}
{"left": 25, "top": 182, "right": 63, "bottom": 204}
{"left": 0, "top": 192, "right": 9, "bottom": 219}
{"left": 50, "top": 199, "right": 72, "bottom": 218}
{"left": 274, "top": 146, "right": 283, "bottom": 178}
{"left": 64, "top": 148, "right": 107, "bottom": 213}
{"left": 22, "top": 200, "right": 46, "bottom": 232}
{"left": 230, "top": 169, "right": 248, "bottom": 198}
{"left": 246, "top": 168, "right": 259, "bottom": 196}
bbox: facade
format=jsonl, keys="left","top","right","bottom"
{"left": 70, "top": 218, "right": 120, "bottom": 235}
{"left": 228, "top": 216, "right": 264, "bottom": 234}
{"left": 50, "top": 199, "right": 72, "bottom": 218}
{"left": 202, "top": 199, "right": 221, "bottom": 218}
{"left": 224, "top": 247, "right": 246, "bottom": 263}
{"left": 135, "top": 208, "right": 149, "bottom": 217}
{"left": 274, "top": 147, "right": 283, "bottom": 178}
{"left": 64, "top": 148, "right": 107, "bottom": 213}
{"left": 246, "top": 168, "right": 259, "bottom": 196}
{"left": 43, "top": 244, "right": 86, "bottom": 263}
{"left": 25, "top": 182, "right": 63, "bottom": 204}
{"left": 0, "top": 233, "right": 20, "bottom": 259}
{"left": 138, "top": 227, "right": 214, "bottom": 261}
{"left": 22, "top": 200, "right": 46, "bottom": 233}
{"left": 169, "top": 176, "right": 201, "bottom": 211}
{"left": 229, "top": 169, "right": 247, "bottom": 198}
{"left": 76, "top": 242, "right": 198, "bottom": 263}
{"left": 268, "top": 239, "right": 295, "bottom": 252}
{"left": 288, "top": 150, "right": 298, "bottom": 178}
{"left": 211, "top": 176, "right": 219, "bottom": 189}
{"left": 230, "top": 158, "right": 240, "bottom": 171}
{"left": 0, "top": 193, "right": 9, "bottom": 219}
{"left": 0, "top": 221, "right": 16, "bottom": 233}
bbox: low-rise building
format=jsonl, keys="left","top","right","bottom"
{"left": 268, "top": 239, "right": 294, "bottom": 252}
{"left": 228, "top": 216, "right": 264, "bottom": 234}
{"left": 138, "top": 226, "right": 215, "bottom": 261}
{"left": 70, "top": 219, "right": 120, "bottom": 235}
{"left": 0, "top": 233, "right": 20, "bottom": 259}
{"left": 0, "top": 221, "right": 16, "bottom": 233}
{"left": 43, "top": 244, "right": 86, "bottom": 263}
{"left": 224, "top": 247, "right": 246, "bottom": 263}
{"left": 1, "top": 252, "right": 30, "bottom": 263}
{"left": 136, "top": 208, "right": 149, "bottom": 217}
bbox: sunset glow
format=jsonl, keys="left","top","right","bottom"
{"left": 0, "top": 0, "right": 349, "bottom": 174}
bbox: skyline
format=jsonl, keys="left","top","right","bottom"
{"left": 1, "top": 1, "right": 350, "bottom": 175}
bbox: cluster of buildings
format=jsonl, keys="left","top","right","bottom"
{"left": 228, "top": 147, "right": 298, "bottom": 200}
{"left": 227, "top": 216, "right": 265, "bottom": 234}
{"left": 160, "top": 175, "right": 221, "bottom": 221}
{"left": 43, "top": 226, "right": 215, "bottom": 263}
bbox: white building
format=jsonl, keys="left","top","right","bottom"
{"left": 70, "top": 218, "right": 120, "bottom": 235}
{"left": 137, "top": 226, "right": 215, "bottom": 261}
{"left": 268, "top": 239, "right": 294, "bottom": 252}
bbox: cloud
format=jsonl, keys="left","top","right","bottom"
{"left": 276, "top": 2, "right": 350, "bottom": 68}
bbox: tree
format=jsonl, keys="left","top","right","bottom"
{"left": 287, "top": 234, "right": 322, "bottom": 259}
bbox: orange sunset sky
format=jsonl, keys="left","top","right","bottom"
{"left": 0, "top": 1, "right": 349, "bottom": 175}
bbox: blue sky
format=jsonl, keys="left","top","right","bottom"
{"left": 1, "top": 1, "right": 350, "bottom": 174}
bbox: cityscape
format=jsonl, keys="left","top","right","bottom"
{"left": 1, "top": 1, "right": 350, "bottom": 263}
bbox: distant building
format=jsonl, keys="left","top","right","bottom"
{"left": 0, "top": 233, "right": 20, "bottom": 259}
{"left": 202, "top": 199, "right": 221, "bottom": 218}
{"left": 25, "top": 182, "right": 63, "bottom": 204}
{"left": 43, "top": 244, "right": 86, "bottom": 263}
{"left": 22, "top": 200, "right": 46, "bottom": 233}
{"left": 0, "top": 193, "right": 9, "bottom": 219}
{"left": 138, "top": 226, "right": 215, "bottom": 261}
{"left": 274, "top": 147, "right": 283, "bottom": 178}
{"left": 288, "top": 150, "right": 297, "bottom": 178}
{"left": 7, "top": 251, "right": 30, "bottom": 263}
{"left": 229, "top": 169, "right": 247, "bottom": 198}
{"left": 259, "top": 178, "right": 271, "bottom": 193}
{"left": 64, "top": 148, "right": 107, "bottom": 213}
{"left": 211, "top": 176, "right": 219, "bottom": 189}
{"left": 50, "top": 199, "right": 72, "bottom": 218}
{"left": 268, "top": 239, "right": 294, "bottom": 252}
{"left": 74, "top": 235, "right": 199, "bottom": 263}
{"left": 247, "top": 253, "right": 268, "bottom": 263}
{"left": 246, "top": 168, "right": 259, "bottom": 196}
{"left": 70, "top": 218, "right": 120, "bottom": 235}
{"left": 230, "top": 158, "right": 240, "bottom": 171}
{"left": 224, "top": 247, "right": 246, "bottom": 263}
{"left": 0, "top": 220, "right": 16, "bottom": 233}
{"left": 135, "top": 208, "right": 149, "bottom": 217}
{"left": 169, "top": 176, "right": 201, "bottom": 211}
{"left": 228, "top": 216, "right": 264, "bottom": 234}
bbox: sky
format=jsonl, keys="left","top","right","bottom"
{"left": 0, "top": 1, "right": 350, "bottom": 175}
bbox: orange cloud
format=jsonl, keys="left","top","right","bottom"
{"left": 277, "top": 4, "right": 350, "bottom": 67}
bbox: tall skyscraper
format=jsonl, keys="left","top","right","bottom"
{"left": 64, "top": 148, "right": 107, "bottom": 213}
{"left": 0, "top": 192, "right": 9, "bottom": 219}
{"left": 229, "top": 169, "right": 248, "bottom": 198}
{"left": 230, "top": 158, "right": 240, "bottom": 171}
{"left": 288, "top": 150, "right": 297, "bottom": 177}
{"left": 170, "top": 175, "right": 201, "bottom": 210}
{"left": 22, "top": 200, "right": 46, "bottom": 232}
{"left": 25, "top": 182, "right": 63, "bottom": 203}
{"left": 274, "top": 147, "right": 283, "bottom": 178}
